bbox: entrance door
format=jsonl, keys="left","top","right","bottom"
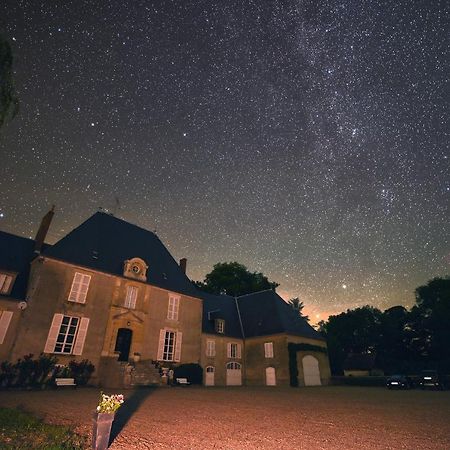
{"left": 265, "top": 367, "right": 276, "bottom": 386}
{"left": 226, "top": 362, "right": 242, "bottom": 386}
{"left": 115, "top": 328, "right": 132, "bottom": 361}
{"left": 205, "top": 366, "right": 215, "bottom": 386}
{"left": 302, "top": 355, "right": 321, "bottom": 386}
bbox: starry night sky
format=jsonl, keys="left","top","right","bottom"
{"left": 1, "top": 1, "right": 449, "bottom": 322}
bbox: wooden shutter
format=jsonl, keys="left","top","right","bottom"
{"left": 0, "top": 311, "right": 13, "bottom": 344}
{"left": 237, "top": 343, "right": 242, "bottom": 359}
{"left": 68, "top": 273, "right": 91, "bottom": 303}
{"left": 157, "top": 329, "right": 165, "bottom": 360}
{"left": 72, "top": 318, "right": 89, "bottom": 355}
{"left": 44, "top": 314, "right": 64, "bottom": 353}
{"left": 125, "top": 286, "right": 138, "bottom": 309}
{"left": 227, "top": 343, "right": 231, "bottom": 358}
{"left": 173, "top": 297, "right": 179, "bottom": 320}
{"left": 174, "top": 331, "right": 182, "bottom": 362}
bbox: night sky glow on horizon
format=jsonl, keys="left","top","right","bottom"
{"left": 1, "top": 1, "right": 449, "bottom": 322}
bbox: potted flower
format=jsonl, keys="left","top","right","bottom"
{"left": 92, "top": 392, "right": 124, "bottom": 450}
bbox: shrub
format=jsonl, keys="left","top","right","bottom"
{"left": 0, "top": 360, "right": 17, "bottom": 388}
{"left": 69, "top": 359, "right": 95, "bottom": 386}
{"left": 174, "top": 363, "right": 203, "bottom": 384}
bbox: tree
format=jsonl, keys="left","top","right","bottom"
{"left": 195, "top": 262, "right": 279, "bottom": 297}
{"left": 409, "top": 277, "right": 450, "bottom": 371}
{"left": 288, "top": 297, "right": 309, "bottom": 322}
{"left": 0, "top": 36, "right": 19, "bottom": 128}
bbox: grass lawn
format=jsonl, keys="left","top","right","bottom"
{"left": 0, "top": 408, "right": 87, "bottom": 450}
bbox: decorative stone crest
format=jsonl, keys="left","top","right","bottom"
{"left": 123, "top": 257, "right": 148, "bottom": 281}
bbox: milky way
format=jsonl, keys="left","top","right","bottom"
{"left": 1, "top": 1, "right": 448, "bottom": 321}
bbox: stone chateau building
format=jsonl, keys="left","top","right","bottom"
{"left": 0, "top": 209, "right": 330, "bottom": 388}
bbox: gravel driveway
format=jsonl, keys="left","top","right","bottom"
{"left": 1, "top": 386, "right": 449, "bottom": 449}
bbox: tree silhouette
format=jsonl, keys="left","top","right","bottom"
{"left": 0, "top": 36, "right": 18, "bottom": 128}
{"left": 195, "top": 262, "right": 279, "bottom": 297}
{"left": 288, "top": 297, "right": 309, "bottom": 322}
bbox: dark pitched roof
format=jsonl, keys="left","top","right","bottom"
{"left": 236, "top": 290, "right": 324, "bottom": 340}
{"left": 199, "top": 288, "right": 324, "bottom": 341}
{"left": 0, "top": 231, "right": 37, "bottom": 300}
{"left": 200, "top": 292, "right": 243, "bottom": 338}
{"left": 42, "top": 212, "right": 199, "bottom": 298}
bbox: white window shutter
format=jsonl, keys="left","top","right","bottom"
{"left": 227, "top": 343, "right": 231, "bottom": 358}
{"left": 0, "top": 311, "right": 13, "bottom": 344}
{"left": 72, "top": 318, "right": 89, "bottom": 355}
{"left": 78, "top": 275, "right": 91, "bottom": 303}
{"left": 212, "top": 340, "right": 216, "bottom": 356}
{"left": 237, "top": 343, "right": 242, "bottom": 359}
{"left": 68, "top": 273, "right": 82, "bottom": 302}
{"left": 157, "top": 329, "right": 165, "bottom": 360}
{"left": 130, "top": 287, "right": 137, "bottom": 309}
{"left": 174, "top": 331, "right": 182, "bottom": 362}
{"left": 174, "top": 297, "right": 179, "bottom": 320}
{"left": 44, "top": 314, "right": 64, "bottom": 353}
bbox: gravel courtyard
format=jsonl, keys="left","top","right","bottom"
{"left": 1, "top": 386, "right": 449, "bottom": 449}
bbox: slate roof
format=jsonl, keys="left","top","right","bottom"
{"left": 236, "top": 290, "right": 324, "bottom": 340}
{"left": 200, "top": 288, "right": 324, "bottom": 341}
{"left": 0, "top": 231, "right": 37, "bottom": 300}
{"left": 42, "top": 212, "right": 199, "bottom": 298}
{"left": 200, "top": 292, "right": 243, "bottom": 338}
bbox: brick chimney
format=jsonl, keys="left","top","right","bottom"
{"left": 34, "top": 206, "right": 55, "bottom": 253}
{"left": 179, "top": 258, "right": 187, "bottom": 274}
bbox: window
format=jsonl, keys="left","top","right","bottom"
{"left": 0, "top": 310, "right": 13, "bottom": 344}
{"left": 124, "top": 286, "right": 138, "bottom": 309}
{"left": 0, "top": 273, "right": 14, "bottom": 295}
{"left": 157, "top": 329, "right": 182, "bottom": 362}
{"left": 68, "top": 272, "right": 91, "bottom": 304}
{"left": 167, "top": 295, "right": 180, "bottom": 320}
{"left": 206, "top": 339, "right": 216, "bottom": 357}
{"left": 264, "top": 342, "right": 274, "bottom": 358}
{"left": 44, "top": 314, "right": 90, "bottom": 355}
{"left": 227, "top": 342, "right": 241, "bottom": 359}
{"left": 215, "top": 319, "right": 225, "bottom": 334}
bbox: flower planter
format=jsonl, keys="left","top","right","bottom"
{"left": 92, "top": 412, "right": 115, "bottom": 450}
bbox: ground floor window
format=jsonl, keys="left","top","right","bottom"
{"left": 44, "top": 313, "right": 90, "bottom": 355}
{"left": 158, "top": 329, "right": 183, "bottom": 362}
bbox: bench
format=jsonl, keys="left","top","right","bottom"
{"left": 176, "top": 377, "right": 190, "bottom": 386}
{"left": 55, "top": 377, "right": 76, "bottom": 388}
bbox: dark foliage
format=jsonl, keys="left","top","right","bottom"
{"left": 0, "top": 36, "right": 19, "bottom": 128}
{"left": 320, "top": 277, "right": 450, "bottom": 375}
{"left": 195, "top": 261, "right": 279, "bottom": 296}
{"left": 68, "top": 359, "right": 95, "bottom": 385}
{"left": 173, "top": 363, "right": 203, "bottom": 384}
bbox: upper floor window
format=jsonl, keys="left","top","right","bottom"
{"left": 264, "top": 342, "right": 274, "bottom": 358}
{"left": 206, "top": 339, "right": 216, "bottom": 357}
{"left": 68, "top": 272, "right": 91, "bottom": 304}
{"left": 167, "top": 295, "right": 180, "bottom": 320}
{"left": 0, "top": 273, "right": 14, "bottom": 295}
{"left": 124, "top": 286, "right": 138, "bottom": 309}
{"left": 227, "top": 342, "right": 241, "bottom": 359}
{"left": 215, "top": 319, "right": 225, "bottom": 334}
{"left": 44, "top": 313, "right": 90, "bottom": 355}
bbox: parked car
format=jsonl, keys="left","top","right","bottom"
{"left": 386, "top": 374, "right": 413, "bottom": 389}
{"left": 419, "top": 370, "right": 446, "bottom": 390}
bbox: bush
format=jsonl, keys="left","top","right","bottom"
{"left": 69, "top": 359, "right": 95, "bottom": 385}
{"left": 0, "top": 360, "right": 17, "bottom": 388}
{"left": 174, "top": 363, "right": 203, "bottom": 384}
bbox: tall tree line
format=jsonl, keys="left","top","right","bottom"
{"left": 319, "top": 277, "right": 450, "bottom": 375}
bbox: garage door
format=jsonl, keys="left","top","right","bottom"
{"left": 226, "top": 362, "right": 242, "bottom": 386}
{"left": 302, "top": 355, "right": 321, "bottom": 386}
{"left": 205, "top": 366, "right": 215, "bottom": 386}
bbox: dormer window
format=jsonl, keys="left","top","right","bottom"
{"left": 123, "top": 258, "right": 148, "bottom": 281}
{"left": 0, "top": 273, "right": 15, "bottom": 295}
{"left": 215, "top": 319, "right": 225, "bottom": 334}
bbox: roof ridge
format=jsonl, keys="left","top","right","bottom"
{"left": 236, "top": 289, "right": 275, "bottom": 298}
{"left": 95, "top": 211, "right": 159, "bottom": 238}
